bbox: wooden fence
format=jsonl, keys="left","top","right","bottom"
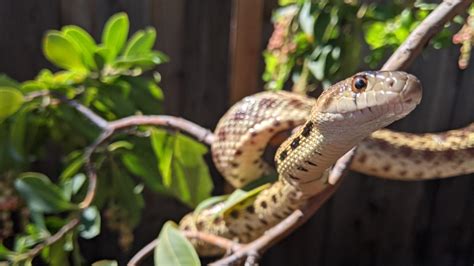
{"left": 0, "top": 0, "right": 472, "bottom": 265}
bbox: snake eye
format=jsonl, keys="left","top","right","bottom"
{"left": 352, "top": 75, "right": 368, "bottom": 93}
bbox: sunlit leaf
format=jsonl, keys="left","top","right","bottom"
{"left": 63, "top": 25, "right": 97, "bottom": 69}
{"left": 79, "top": 206, "right": 101, "bottom": 239}
{"left": 299, "top": 2, "right": 315, "bottom": 37}
{"left": 0, "top": 87, "right": 24, "bottom": 122}
{"left": 43, "top": 31, "right": 86, "bottom": 70}
{"left": 124, "top": 27, "right": 156, "bottom": 56}
{"left": 219, "top": 183, "right": 271, "bottom": 216}
{"left": 92, "top": 260, "right": 118, "bottom": 266}
{"left": 194, "top": 195, "right": 229, "bottom": 213}
{"left": 154, "top": 221, "right": 200, "bottom": 266}
{"left": 15, "top": 173, "right": 77, "bottom": 213}
{"left": 102, "top": 12, "right": 129, "bottom": 61}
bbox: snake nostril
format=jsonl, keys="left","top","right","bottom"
{"left": 388, "top": 79, "right": 394, "bottom": 87}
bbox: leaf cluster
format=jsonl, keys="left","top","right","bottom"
{"left": 0, "top": 13, "right": 213, "bottom": 265}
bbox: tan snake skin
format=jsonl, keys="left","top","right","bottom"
{"left": 179, "top": 71, "right": 472, "bottom": 256}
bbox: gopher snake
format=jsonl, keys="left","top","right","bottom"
{"left": 179, "top": 71, "right": 473, "bottom": 255}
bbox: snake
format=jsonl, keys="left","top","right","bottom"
{"left": 178, "top": 71, "right": 474, "bottom": 256}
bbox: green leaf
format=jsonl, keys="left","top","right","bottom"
{"left": 79, "top": 206, "right": 101, "bottom": 239}
{"left": 121, "top": 151, "right": 167, "bottom": 193}
{"left": 115, "top": 51, "right": 168, "bottom": 70}
{"left": 219, "top": 183, "right": 271, "bottom": 216}
{"left": 107, "top": 140, "right": 134, "bottom": 152}
{"left": 364, "top": 22, "right": 387, "bottom": 49}
{"left": 59, "top": 154, "right": 85, "bottom": 181}
{"left": 124, "top": 27, "right": 157, "bottom": 56}
{"left": 154, "top": 221, "right": 200, "bottom": 266}
{"left": 110, "top": 161, "right": 144, "bottom": 227}
{"left": 62, "top": 25, "right": 97, "bottom": 69}
{"left": 151, "top": 129, "right": 213, "bottom": 207}
{"left": 61, "top": 173, "right": 86, "bottom": 201}
{"left": 101, "top": 12, "right": 129, "bottom": 61}
{"left": 0, "top": 74, "right": 20, "bottom": 87}
{"left": 43, "top": 31, "right": 86, "bottom": 70}
{"left": 15, "top": 172, "right": 77, "bottom": 213}
{"left": 299, "top": 2, "right": 315, "bottom": 37}
{"left": 92, "top": 260, "right": 118, "bottom": 266}
{"left": 151, "top": 129, "right": 175, "bottom": 187}
{"left": 0, "top": 87, "right": 24, "bottom": 122}
{"left": 194, "top": 195, "right": 229, "bottom": 213}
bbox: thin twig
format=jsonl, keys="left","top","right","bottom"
{"left": 16, "top": 218, "right": 81, "bottom": 260}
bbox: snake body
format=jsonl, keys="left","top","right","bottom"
{"left": 179, "top": 71, "right": 473, "bottom": 256}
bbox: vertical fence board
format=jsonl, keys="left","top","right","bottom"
{"left": 228, "top": 0, "right": 264, "bottom": 104}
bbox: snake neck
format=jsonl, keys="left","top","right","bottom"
{"left": 275, "top": 113, "right": 367, "bottom": 198}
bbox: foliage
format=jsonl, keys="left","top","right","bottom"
{"left": 154, "top": 222, "right": 200, "bottom": 266}
{"left": 263, "top": 0, "right": 461, "bottom": 92}
{"left": 0, "top": 13, "right": 213, "bottom": 264}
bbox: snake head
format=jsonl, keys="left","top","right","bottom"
{"left": 315, "top": 71, "right": 422, "bottom": 133}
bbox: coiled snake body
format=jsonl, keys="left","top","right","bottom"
{"left": 179, "top": 71, "right": 474, "bottom": 256}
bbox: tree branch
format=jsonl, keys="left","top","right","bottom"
{"left": 382, "top": 0, "right": 471, "bottom": 71}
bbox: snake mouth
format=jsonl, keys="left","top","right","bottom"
{"left": 400, "top": 73, "right": 423, "bottom": 105}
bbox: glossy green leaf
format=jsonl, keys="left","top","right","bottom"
{"left": 0, "top": 87, "right": 24, "bottom": 122}
{"left": 154, "top": 221, "right": 200, "bottom": 266}
{"left": 43, "top": 31, "right": 86, "bottom": 70}
{"left": 63, "top": 25, "right": 97, "bottom": 69}
{"left": 101, "top": 13, "right": 129, "bottom": 61}
{"left": 79, "top": 206, "right": 101, "bottom": 239}
{"left": 15, "top": 172, "right": 77, "bottom": 213}
{"left": 124, "top": 27, "right": 156, "bottom": 56}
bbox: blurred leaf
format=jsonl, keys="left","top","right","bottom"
{"left": 46, "top": 237, "right": 70, "bottom": 266}
{"left": 194, "top": 195, "right": 229, "bottom": 213}
{"left": 107, "top": 140, "right": 134, "bottom": 152}
{"left": 63, "top": 25, "right": 97, "bottom": 69}
{"left": 151, "top": 130, "right": 213, "bottom": 207}
{"left": 220, "top": 183, "right": 271, "bottom": 216}
{"left": 59, "top": 154, "right": 85, "bottom": 181}
{"left": 0, "top": 87, "right": 24, "bottom": 122}
{"left": 299, "top": 2, "right": 315, "bottom": 37}
{"left": 102, "top": 13, "right": 129, "bottom": 61}
{"left": 124, "top": 27, "right": 157, "bottom": 56}
{"left": 79, "top": 206, "right": 101, "bottom": 239}
{"left": 15, "top": 172, "right": 77, "bottom": 213}
{"left": 121, "top": 151, "right": 167, "bottom": 193}
{"left": 110, "top": 161, "right": 144, "bottom": 227}
{"left": 154, "top": 221, "right": 200, "bottom": 266}
{"left": 61, "top": 173, "right": 86, "bottom": 201}
{"left": 43, "top": 31, "right": 86, "bottom": 70}
{"left": 92, "top": 261, "right": 118, "bottom": 266}
{"left": 0, "top": 74, "right": 20, "bottom": 87}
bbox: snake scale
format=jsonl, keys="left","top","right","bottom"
{"left": 179, "top": 71, "right": 474, "bottom": 256}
